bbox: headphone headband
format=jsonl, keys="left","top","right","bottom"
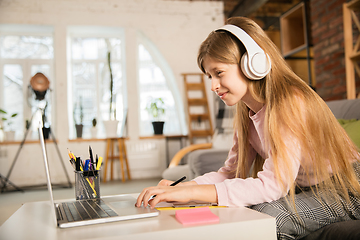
{"left": 216, "top": 25, "right": 262, "bottom": 60}
{"left": 215, "top": 24, "right": 271, "bottom": 80}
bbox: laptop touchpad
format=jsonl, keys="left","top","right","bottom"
{"left": 109, "top": 200, "right": 135, "bottom": 208}
{"left": 107, "top": 195, "right": 136, "bottom": 208}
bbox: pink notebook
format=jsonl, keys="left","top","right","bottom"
{"left": 175, "top": 207, "right": 219, "bottom": 226}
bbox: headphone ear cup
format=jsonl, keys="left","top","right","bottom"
{"left": 241, "top": 52, "right": 271, "bottom": 80}
{"left": 240, "top": 53, "right": 257, "bottom": 80}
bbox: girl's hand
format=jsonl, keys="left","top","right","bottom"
{"left": 157, "top": 179, "right": 174, "bottom": 186}
{"left": 157, "top": 179, "right": 198, "bottom": 187}
{"left": 135, "top": 182, "right": 217, "bottom": 209}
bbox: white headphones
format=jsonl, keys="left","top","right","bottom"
{"left": 216, "top": 24, "right": 271, "bottom": 80}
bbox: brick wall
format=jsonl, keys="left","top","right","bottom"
{"left": 310, "top": 0, "right": 359, "bottom": 100}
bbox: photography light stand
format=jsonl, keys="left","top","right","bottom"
{"left": 0, "top": 175, "right": 23, "bottom": 192}
{"left": 1, "top": 73, "right": 72, "bottom": 193}
{"left": 1, "top": 106, "right": 72, "bottom": 193}
{"left": 1, "top": 105, "right": 72, "bottom": 193}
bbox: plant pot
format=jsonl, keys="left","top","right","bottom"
{"left": 152, "top": 121, "right": 164, "bottom": 135}
{"left": 75, "top": 124, "right": 83, "bottom": 138}
{"left": 90, "top": 127, "right": 97, "bottom": 138}
{"left": 42, "top": 127, "right": 51, "bottom": 140}
{"left": 4, "top": 131, "right": 15, "bottom": 141}
{"left": 103, "top": 120, "right": 119, "bottom": 138}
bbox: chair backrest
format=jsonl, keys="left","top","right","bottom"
{"left": 326, "top": 99, "right": 360, "bottom": 120}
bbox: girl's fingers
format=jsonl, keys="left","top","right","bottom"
{"left": 136, "top": 187, "right": 153, "bottom": 207}
{"left": 136, "top": 187, "right": 164, "bottom": 207}
{"left": 158, "top": 179, "right": 174, "bottom": 186}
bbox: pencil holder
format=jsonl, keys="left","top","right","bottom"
{"left": 75, "top": 170, "right": 100, "bottom": 200}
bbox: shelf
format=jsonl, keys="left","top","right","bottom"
{"left": 191, "top": 130, "right": 213, "bottom": 137}
{"left": 187, "top": 98, "right": 208, "bottom": 106}
{"left": 347, "top": 0, "right": 360, "bottom": 10}
{"left": 350, "top": 51, "right": 360, "bottom": 61}
{"left": 280, "top": 1, "right": 315, "bottom": 87}
{"left": 139, "top": 134, "right": 187, "bottom": 140}
{"left": 343, "top": 0, "right": 360, "bottom": 99}
{"left": 182, "top": 73, "right": 213, "bottom": 144}
{"left": 283, "top": 44, "right": 308, "bottom": 59}
{"left": 280, "top": 2, "right": 307, "bottom": 56}
{"left": 0, "top": 139, "right": 58, "bottom": 145}
{"left": 186, "top": 83, "right": 205, "bottom": 91}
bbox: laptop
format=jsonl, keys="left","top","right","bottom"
{"left": 38, "top": 123, "right": 159, "bottom": 228}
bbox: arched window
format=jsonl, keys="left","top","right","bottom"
{"left": 137, "top": 32, "right": 187, "bottom": 136}
{"left": 68, "top": 26, "right": 126, "bottom": 139}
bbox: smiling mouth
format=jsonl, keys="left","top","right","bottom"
{"left": 217, "top": 92, "right": 227, "bottom": 99}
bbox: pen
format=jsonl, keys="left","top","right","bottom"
{"left": 76, "top": 157, "right": 81, "bottom": 171}
{"left": 152, "top": 176, "right": 186, "bottom": 199}
{"left": 89, "top": 145, "right": 94, "bottom": 166}
{"left": 170, "top": 176, "right": 186, "bottom": 186}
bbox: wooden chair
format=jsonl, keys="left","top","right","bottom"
{"left": 168, "top": 142, "right": 213, "bottom": 168}
{"left": 103, "top": 138, "right": 131, "bottom": 182}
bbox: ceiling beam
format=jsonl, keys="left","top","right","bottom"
{"left": 228, "top": 0, "right": 269, "bottom": 17}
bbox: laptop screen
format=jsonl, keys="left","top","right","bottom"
{"left": 38, "top": 122, "right": 58, "bottom": 227}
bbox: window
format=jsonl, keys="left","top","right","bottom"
{"left": 0, "top": 25, "right": 54, "bottom": 140}
{"left": 138, "top": 32, "right": 187, "bottom": 136}
{"left": 68, "top": 27, "right": 126, "bottom": 139}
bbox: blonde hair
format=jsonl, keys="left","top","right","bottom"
{"left": 197, "top": 17, "right": 360, "bottom": 205}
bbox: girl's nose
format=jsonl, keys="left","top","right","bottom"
{"left": 211, "top": 78, "right": 220, "bottom": 92}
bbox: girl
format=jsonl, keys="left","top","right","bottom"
{"left": 136, "top": 17, "right": 360, "bottom": 239}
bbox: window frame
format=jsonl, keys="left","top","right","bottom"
{"left": 0, "top": 24, "right": 55, "bottom": 139}
{"left": 137, "top": 31, "right": 187, "bottom": 137}
{"left": 67, "top": 26, "right": 127, "bottom": 139}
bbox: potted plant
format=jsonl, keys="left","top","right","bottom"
{"left": 103, "top": 50, "right": 119, "bottom": 138}
{"left": 90, "top": 118, "right": 97, "bottom": 138}
{"left": 73, "top": 97, "right": 84, "bottom": 138}
{"left": 0, "top": 109, "right": 18, "bottom": 141}
{"left": 146, "top": 97, "right": 166, "bottom": 135}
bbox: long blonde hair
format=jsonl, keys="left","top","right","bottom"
{"left": 197, "top": 17, "right": 360, "bottom": 204}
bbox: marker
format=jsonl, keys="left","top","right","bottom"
{"left": 96, "top": 157, "right": 103, "bottom": 170}
{"left": 84, "top": 159, "right": 90, "bottom": 171}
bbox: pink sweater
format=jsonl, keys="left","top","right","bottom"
{"left": 193, "top": 106, "right": 309, "bottom": 207}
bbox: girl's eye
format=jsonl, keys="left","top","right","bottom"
{"left": 207, "top": 75, "right": 212, "bottom": 80}
{"left": 217, "top": 71, "right": 223, "bottom": 76}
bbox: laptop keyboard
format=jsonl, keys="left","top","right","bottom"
{"left": 60, "top": 199, "right": 118, "bottom": 222}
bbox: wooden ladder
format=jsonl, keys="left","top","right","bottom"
{"left": 182, "top": 73, "right": 213, "bottom": 144}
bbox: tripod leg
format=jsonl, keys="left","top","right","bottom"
{"left": 0, "top": 115, "right": 35, "bottom": 192}
{"left": 49, "top": 127, "right": 72, "bottom": 188}
{"left": 0, "top": 174, "right": 24, "bottom": 193}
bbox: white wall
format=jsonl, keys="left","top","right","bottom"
{"left": 0, "top": 0, "right": 223, "bottom": 186}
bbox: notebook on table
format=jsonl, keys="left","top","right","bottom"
{"left": 38, "top": 123, "right": 159, "bottom": 228}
